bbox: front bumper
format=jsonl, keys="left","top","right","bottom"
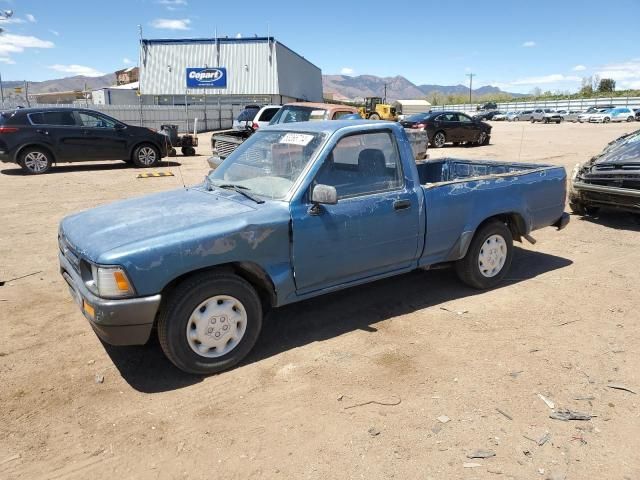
{"left": 572, "top": 181, "right": 640, "bottom": 212}
{"left": 59, "top": 251, "right": 161, "bottom": 346}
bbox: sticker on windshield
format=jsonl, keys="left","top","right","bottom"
{"left": 279, "top": 133, "right": 314, "bottom": 146}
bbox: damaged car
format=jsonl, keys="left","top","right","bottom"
{"left": 569, "top": 129, "right": 640, "bottom": 215}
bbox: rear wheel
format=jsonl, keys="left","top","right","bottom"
{"left": 603, "top": 117, "right": 610, "bottom": 123}
{"left": 158, "top": 272, "right": 263, "bottom": 375}
{"left": 19, "top": 147, "right": 52, "bottom": 175}
{"left": 543, "top": 118, "right": 549, "bottom": 124}
{"left": 181, "top": 146, "right": 196, "bottom": 156}
{"left": 476, "top": 131, "right": 488, "bottom": 146}
{"left": 132, "top": 144, "right": 160, "bottom": 168}
{"left": 455, "top": 220, "right": 513, "bottom": 289}
{"left": 531, "top": 118, "right": 535, "bottom": 123}
{"left": 432, "top": 131, "right": 446, "bottom": 148}
{"left": 627, "top": 116, "right": 635, "bottom": 122}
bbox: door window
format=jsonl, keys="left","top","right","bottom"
{"left": 314, "top": 131, "right": 403, "bottom": 199}
{"left": 29, "top": 111, "right": 76, "bottom": 126}
{"left": 77, "top": 112, "right": 117, "bottom": 128}
{"left": 437, "top": 113, "right": 457, "bottom": 122}
{"left": 333, "top": 111, "right": 356, "bottom": 119}
{"left": 458, "top": 114, "right": 472, "bottom": 123}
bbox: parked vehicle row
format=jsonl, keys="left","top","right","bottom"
{"left": 475, "top": 104, "right": 638, "bottom": 124}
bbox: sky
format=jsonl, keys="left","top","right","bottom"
{"left": 1, "top": 0, "right": 639, "bottom": 93}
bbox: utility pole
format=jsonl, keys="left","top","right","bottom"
{"left": 0, "top": 72, "right": 4, "bottom": 105}
{"left": 24, "top": 80, "right": 30, "bottom": 107}
{"left": 466, "top": 73, "right": 475, "bottom": 105}
{"left": 384, "top": 83, "right": 388, "bottom": 103}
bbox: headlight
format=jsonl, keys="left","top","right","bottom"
{"left": 87, "top": 265, "right": 135, "bottom": 298}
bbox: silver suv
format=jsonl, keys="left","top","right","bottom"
{"left": 531, "top": 109, "right": 562, "bottom": 124}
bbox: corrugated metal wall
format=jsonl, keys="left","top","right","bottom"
{"left": 140, "top": 39, "right": 278, "bottom": 96}
{"left": 275, "top": 43, "right": 323, "bottom": 102}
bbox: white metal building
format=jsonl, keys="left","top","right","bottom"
{"left": 139, "top": 37, "right": 323, "bottom": 105}
{"left": 392, "top": 99, "right": 432, "bottom": 116}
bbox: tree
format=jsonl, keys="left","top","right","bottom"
{"left": 530, "top": 87, "right": 542, "bottom": 97}
{"left": 592, "top": 74, "right": 601, "bottom": 91}
{"left": 429, "top": 92, "right": 440, "bottom": 106}
{"left": 580, "top": 76, "right": 593, "bottom": 96}
{"left": 598, "top": 78, "right": 616, "bottom": 92}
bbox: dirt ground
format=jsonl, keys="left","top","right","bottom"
{"left": 1, "top": 121, "right": 639, "bottom": 480}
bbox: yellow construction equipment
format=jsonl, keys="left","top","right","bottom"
{"left": 359, "top": 97, "right": 397, "bottom": 121}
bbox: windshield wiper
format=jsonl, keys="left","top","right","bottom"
{"left": 211, "top": 182, "right": 265, "bottom": 204}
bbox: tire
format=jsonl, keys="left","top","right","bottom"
{"left": 368, "top": 113, "right": 380, "bottom": 120}
{"left": 432, "top": 131, "right": 446, "bottom": 148}
{"left": 475, "top": 131, "right": 488, "bottom": 146}
{"left": 455, "top": 220, "right": 513, "bottom": 289}
{"left": 132, "top": 143, "right": 160, "bottom": 168}
{"left": 168, "top": 148, "right": 177, "bottom": 157}
{"left": 603, "top": 117, "right": 610, "bottom": 123}
{"left": 19, "top": 147, "right": 52, "bottom": 175}
{"left": 543, "top": 118, "right": 549, "bottom": 124}
{"left": 531, "top": 118, "right": 535, "bottom": 123}
{"left": 181, "top": 146, "right": 196, "bottom": 156}
{"left": 627, "top": 116, "right": 634, "bottom": 122}
{"left": 157, "top": 272, "right": 263, "bottom": 375}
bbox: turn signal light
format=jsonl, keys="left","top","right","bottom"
{"left": 113, "top": 271, "right": 131, "bottom": 292}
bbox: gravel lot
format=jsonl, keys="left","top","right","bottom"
{"left": 1, "top": 121, "right": 639, "bottom": 480}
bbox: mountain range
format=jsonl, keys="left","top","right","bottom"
{"left": 323, "top": 74, "right": 521, "bottom": 101}
{"left": 1, "top": 73, "right": 518, "bottom": 101}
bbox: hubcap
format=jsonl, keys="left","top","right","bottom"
{"left": 24, "top": 151, "right": 48, "bottom": 172}
{"left": 138, "top": 147, "right": 157, "bottom": 165}
{"left": 478, "top": 132, "right": 486, "bottom": 144}
{"left": 434, "top": 133, "right": 445, "bottom": 147}
{"left": 478, "top": 234, "right": 507, "bottom": 278}
{"left": 186, "top": 295, "right": 247, "bottom": 358}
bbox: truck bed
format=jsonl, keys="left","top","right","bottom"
{"left": 415, "top": 158, "right": 567, "bottom": 267}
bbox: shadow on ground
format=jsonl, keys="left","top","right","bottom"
{"left": 576, "top": 209, "right": 640, "bottom": 232}
{"left": 1, "top": 161, "right": 183, "bottom": 176}
{"left": 103, "top": 247, "right": 572, "bottom": 393}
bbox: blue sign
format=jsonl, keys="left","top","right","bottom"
{"left": 186, "top": 67, "right": 227, "bottom": 88}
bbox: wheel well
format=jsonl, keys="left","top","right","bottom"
{"left": 477, "top": 213, "right": 527, "bottom": 243}
{"left": 159, "top": 262, "right": 277, "bottom": 314}
{"left": 15, "top": 144, "right": 56, "bottom": 164}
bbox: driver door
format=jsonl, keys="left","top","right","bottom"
{"left": 289, "top": 130, "right": 420, "bottom": 294}
{"left": 73, "top": 111, "right": 128, "bottom": 160}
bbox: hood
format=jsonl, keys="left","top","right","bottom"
{"left": 593, "top": 130, "right": 640, "bottom": 167}
{"left": 60, "top": 186, "right": 256, "bottom": 262}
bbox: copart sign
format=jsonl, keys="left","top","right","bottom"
{"left": 186, "top": 67, "right": 227, "bottom": 88}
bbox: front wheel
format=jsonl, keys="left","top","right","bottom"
{"left": 475, "top": 131, "right": 488, "bottom": 146}
{"left": 431, "top": 131, "right": 446, "bottom": 148}
{"left": 157, "top": 272, "right": 263, "bottom": 375}
{"left": 531, "top": 118, "right": 535, "bottom": 123}
{"left": 603, "top": 117, "right": 610, "bottom": 123}
{"left": 368, "top": 113, "right": 380, "bottom": 120}
{"left": 455, "top": 220, "right": 513, "bottom": 289}
{"left": 132, "top": 144, "right": 161, "bottom": 168}
{"left": 627, "top": 116, "right": 635, "bottom": 122}
{"left": 19, "top": 147, "right": 53, "bottom": 175}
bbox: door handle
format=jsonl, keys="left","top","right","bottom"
{"left": 393, "top": 199, "right": 411, "bottom": 211}
{"left": 36, "top": 129, "right": 49, "bottom": 135}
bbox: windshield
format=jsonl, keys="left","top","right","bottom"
{"left": 269, "top": 106, "right": 327, "bottom": 125}
{"left": 207, "top": 130, "right": 326, "bottom": 200}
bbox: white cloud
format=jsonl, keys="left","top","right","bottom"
{"left": 123, "top": 57, "right": 133, "bottom": 65}
{"left": 572, "top": 65, "right": 586, "bottom": 71}
{"left": 49, "top": 29, "right": 60, "bottom": 36}
{"left": 596, "top": 59, "right": 640, "bottom": 89}
{"left": 341, "top": 67, "right": 355, "bottom": 75}
{"left": 25, "top": 13, "right": 36, "bottom": 23}
{"left": 0, "top": 33, "right": 54, "bottom": 63}
{"left": 510, "top": 74, "right": 581, "bottom": 86}
{"left": 158, "top": 0, "right": 187, "bottom": 7}
{"left": 0, "top": 17, "right": 25, "bottom": 24}
{"left": 522, "top": 41, "right": 536, "bottom": 48}
{"left": 150, "top": 18, "right": 191, "bottom": 30}
{"left": 0, "top": 57, "right": 16, "bottom": 64}
{"left": 49, "top": 64, "right": 106, "bottom": 77}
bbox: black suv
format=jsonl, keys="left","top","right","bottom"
{"left": 0, "top": 107, "right": 168, "bottom": 174}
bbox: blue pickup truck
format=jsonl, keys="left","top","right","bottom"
{"left": 59, "top": 121, "right": 569, "bottom": 374}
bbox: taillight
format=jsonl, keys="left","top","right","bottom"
{"left": 413, "top": 123, "right": 426, "bottom": 130}
{"left": 0, "top": 126, "right": 19, "bottom": 133}
{"left": 252, "top": 122, "right": 259, "bottom": 130}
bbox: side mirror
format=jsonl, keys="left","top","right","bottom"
{"left": 115, "top": 123, "right": 126, "bottom": 130}
{"left": 207, "top": 156, "right": 224, "bottom": 170}
{"left": 311, "top": 184, "right": 337, "bottom": 205}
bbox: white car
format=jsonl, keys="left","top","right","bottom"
{"left": 608, "top": 107, "right": 636, "bottom": 122}
{"left": 492, "top": 112, "right": 510, "bottom": 121}
{"left": 588, "top": 108, "right": 616, "bottom": 123}
{"left": 557, "top": 110, "right": 581, "bottom": 122}
{"left": 233, "top": 104, "right": 281, "bottom": 131}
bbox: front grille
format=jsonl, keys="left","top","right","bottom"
{"left": 215, "top": 140, "right": 239, "bottom": 159}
